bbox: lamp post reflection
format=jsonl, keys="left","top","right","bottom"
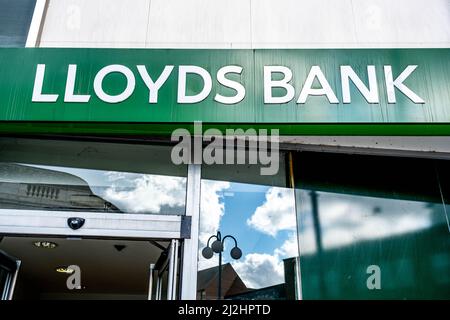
{"left": 201, "top": 231, "right": 242, "bottom": 299}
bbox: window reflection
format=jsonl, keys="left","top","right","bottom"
{"left": 298, "top": 191, "right": 438, "bottom": 254}
{"left": 197, "top": 158, "right": 300, "bottom": 300}
{"left": 0, "top": 138, "right": 187, "bottom": 215}
{"left": 295, "top": 152, "right": 450, "bottom": 299}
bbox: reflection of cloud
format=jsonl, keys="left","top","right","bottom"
{"left": 233, "top": 253, "right": 284, "bottom": 289}
{"left": 102, "top": 173, "right": 186, "bottom": 214}
{"left": 298, "top": 191, "right": 434, "bottom": 254}
{"left": 198, "top": 185, "right": 299, "bottom": 288}
{"left": 247, "top": 187, "right": 296, "bottom": 237}
{"left": 233, "top": 232, "right": 298, "bottom": 289}
{"left": 274, "top": 233, "right": 299, "bottom": 257}
{"left": 198, "top": 180, "right": 230, "bottom": 270}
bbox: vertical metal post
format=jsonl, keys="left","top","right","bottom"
{"left": 172, "top": 240, "right": 179, "bottom": 299}
{"left": 217, "top": 251, "right": 222, "bottom": 299}
{"left": 6, "top": 260, "right": 21, "bottom": 300}
{"left": 181, "top": 164, "right": 202, "bottom": 299}
{"left": 148, "top": 264, "right": 155, "bottom": 300}
{"left": 294, "top": 257, "right": 302, "bottom": 300}
{"left": 158, "top": 275, "right": 163, "bottom": 299}
{"left": 1, "top": 274, "right": 11, "bottom": 300}
{"left": 290, "top": 151, "right": 303, "bottom": 300}
{"left": 167, "top": 240, "right": 175, "bottom": 300}
{"left": 155, "top": 271, "right": 161, "bottom": 300}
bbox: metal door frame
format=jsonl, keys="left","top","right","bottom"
{"left": 0, "top": 250, "right": 21, "bottom": 300}
{"left": 148, "top": 239, "right": 180, "bottom": 300}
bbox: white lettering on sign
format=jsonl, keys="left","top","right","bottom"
{"left": 177, "top": 65, "right": 212, "bottom": 104}
{"left": 341, "top": 65, "right": 379, "bottom": 104}
{"left": 384, "top": 65, "right": 425, "bottom": 104}
{"left": 263, "top": 66, "right": 295, "bottom": 104}
{"left": 214, "top": 65, "right": 246, "bottom": 104}
{"left": 137, "top": 65, "right": 174, "bottom": 103}
{"left": 32, "top": 64, "right": 59, "bottom": 102}
{"left": 65, "top": 64, "right": 90, "bottom": 103}
{"left": 297, "top": 66, "right": 339, "bottom": 104}
{"left": 31, "top": 64, "right": 425, "bottom": 105}
{"left": 93, "top": 64, "right": 135, "bottom": 103}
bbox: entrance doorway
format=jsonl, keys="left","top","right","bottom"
{"left": 0, "top": 236, "right": 180, "bottom": 300}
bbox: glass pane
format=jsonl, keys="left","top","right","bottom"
{"left": 0, "top": 0, "right": 36, "bottom": 47}
{"left": 197, "top": 156, "right": 300, "bottom": 300}
{"left": 0, "top": 138, "right": 187, "bottom": 215}
{"left": 295, "top": 152, "right": 450, "bottom": 299}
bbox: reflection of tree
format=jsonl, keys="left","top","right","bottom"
{"left": 0, "top": 163, "right": 121, "bottom": 212}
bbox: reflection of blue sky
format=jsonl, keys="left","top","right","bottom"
{"left": 218, "top": 186, "right": 293, "bottom": 262}
{"left": 199, "top": 180, "right": 298, "bottom": 289}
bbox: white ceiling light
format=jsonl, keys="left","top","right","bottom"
{"left": 33, "top": 241, "right": 58, "bottom": 249}
{"left": 55, "top": 266, "right": 75, "bottom": 274}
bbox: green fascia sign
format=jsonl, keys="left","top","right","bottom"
{"left": 0, "top": 48, "right": 449, "bottom": 135}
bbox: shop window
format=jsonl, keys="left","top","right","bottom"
{"left": 197, "top": 154, "right": 300, "bottom": 300}
{"left": 295, "top": 152, "right": 450, "bottom": 299}
{"left": 0, "top": 137, "right": 187, "bottom": 215}
{"left": 0, "top": 0, "right": 36, "bottom": 47}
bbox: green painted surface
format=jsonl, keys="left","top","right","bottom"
{"left": 294, "top": 152, "right": 450, "bottom": 299}
{"left": 0, "top": 48, "right": 449, "bottom": 135}
{"left": 1, "top": 122, "right": 450, "bottom": 136}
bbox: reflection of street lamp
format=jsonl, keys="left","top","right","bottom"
{"left": 201, "top": 231, "right": 242, "bottom": 299}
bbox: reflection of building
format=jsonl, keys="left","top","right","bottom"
{"left": 0, "top": 163, "right": 121, "bottom": 212}
{"left": 197, "top": 263, "right": 248, "bottom": 300}
{"left": 197, "top": 258, "right": 298, "bottom": 300}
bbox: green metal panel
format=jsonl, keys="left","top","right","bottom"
{"left": 0, "top": 48, "right": 449, "bottom": 135}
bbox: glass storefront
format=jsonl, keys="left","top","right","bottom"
{"left": 294, "top": 152, "right": 450, "bottom": 299}
{"left": 0, "top": 137, "right": 187, "bottom": 215}
{"left": 196, "top": 154, "right": 300, "bottom": 300}
{"left": 194, "top": 149, "right": 450, "bottom": 300}
{"left": 0, "top": 136, "right": 449, "bottom": 299}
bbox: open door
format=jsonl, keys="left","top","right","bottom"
{"left": 0, "top": 250, "right": 21, "bottom": 300}
{"left": 148, "top": 239, "right": 180, "bottom": 300}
